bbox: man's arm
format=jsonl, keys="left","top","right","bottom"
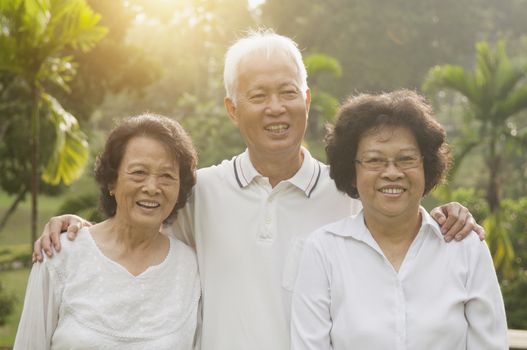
{"left": 430, "top": 202, "right": 485, "bottom": 242}
{"left": 32, "top": 214, "right": 91, "bottom": 262}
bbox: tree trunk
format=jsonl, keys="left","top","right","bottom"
{"left": 0, "top": 190, "right": 26, "bottom": 233}
{"left": 486, "top": 140, "right": 501, "bottom": 213}
{"left": 30, "top": 84, "right": 40, "bottom": 250}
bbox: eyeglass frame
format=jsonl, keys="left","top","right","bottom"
{"left": 354, "top": 155, "right": 424, "bottom": 171}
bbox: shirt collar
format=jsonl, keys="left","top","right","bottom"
{"left": 325, "top": 206, "right": 443, "bottom": 241}
{"left": 233, "top": 147, "right": 322, "bottom": 197}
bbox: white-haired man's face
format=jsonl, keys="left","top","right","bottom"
{"left": 224, "top": 52, "right": 311, "bottom": 161}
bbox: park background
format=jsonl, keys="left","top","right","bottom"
{"left": 1, "top": 0, "right": 527, "bottom": 346}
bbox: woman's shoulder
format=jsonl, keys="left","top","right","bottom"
{"left": 169, "top": 236, "right": 196, "bottom": 256}
{"left": 43, "top": 227, "right": 94, "bottom": 269}
{"left": 308, "top": 213, "right": 364, "bottom": 242}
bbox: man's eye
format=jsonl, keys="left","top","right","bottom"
{"left": 281, "top": 90, "right": 298, "bottom": 97}
{"left": 250, "top": 94, "right": 266, "bottom": 101}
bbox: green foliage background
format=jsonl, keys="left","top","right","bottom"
{"left": 1, "top": 0, "right": 527, "bottom": 344}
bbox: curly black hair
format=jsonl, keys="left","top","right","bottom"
{"left": 325, "top": 90, "right": 452, "bottom": 199}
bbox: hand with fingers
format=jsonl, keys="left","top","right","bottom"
{"left": 430, "top": 202, "right": 485, "bottom": 242}
{"left": 32, "top": 214, "right": 92, "bottom": 262}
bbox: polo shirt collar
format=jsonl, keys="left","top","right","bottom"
{"left": 325, "top": 206, "right": 443, "bottom": 241}
{"left": 233, "top": 147, "right": 322, "bottom": 197}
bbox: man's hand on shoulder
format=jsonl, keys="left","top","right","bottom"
{"left": 32, "top": 214, "right": 92, "bottom": 262}
{"left": 430, "top": 202, "right": 485, "bottom": 242}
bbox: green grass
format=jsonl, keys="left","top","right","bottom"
{"left": 0, "top": 244, "right": 31, "bottom": 265}
{"left": 0, "top": 192, "right": 64, "bottom": 346}
{"left": 0, "top": 268, "right": 30, "bottom": 346}
{"left": 0, "top": 191, "right": 63, "bottom": 247}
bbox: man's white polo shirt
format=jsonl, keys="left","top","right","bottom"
{"left": 170, "top": 148, "right": 361, "bottom": 350}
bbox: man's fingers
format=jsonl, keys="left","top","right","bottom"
{"left": 33, "top": 239, "right": 43, "bottom": 263}
{"left": 474, "top": 222, "right": 486, "bottom": 241}
{"left": 33, "top": 214, "right": 91, "bottom": 260}
{"left": 47, "top": 217, "right": 66, "bottom": 252}
{"left": 447, "top": 208, "right": 471, "bottom": 241}
{"left": 437, "top": 202, "right": 463, "bottom": 241}
{"left": 429, "top": 207, "right": 446, "bottom": 226}
{"left": 41, "top": 232, "right": 54, "bottom": 257}
{"left": 66, "top": 221, "right": 82, "bottom": 240}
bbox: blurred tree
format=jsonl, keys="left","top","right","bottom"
{"left": 496, "top": 197, "right": 527, "bottom": 328}
{"left": 304, "top": 53, "right": 342, "bottom": 141}
{"left": 177, "top": 93, "right": 245, "bottom": 167}
{"left": 300, "top": 53, "right": 343, "bottom": 160}
{"left": 0, "top": 281, "right": 15, "bottom": 326}
{"left": 52, "top": 0, "right": 162, "bottom": 123}
{"left": 424, "top": 41, "right": 527, "bottom": 274}
{"left": 423, "top": 41, "right": 527, "bottom": 213}
{"left": 261, "top": 0, "right": 527, "bottom": 97}
{"left": 108, "top": 0, "right": 254, "bottom": 118}
{"left": 0, "top": 0, "right": 107, "bottom": 244}
{"left": 93, "top": 0, "right": 255, "bottom": 166}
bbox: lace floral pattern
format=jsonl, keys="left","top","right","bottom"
{"left": 45, "top": 228, "right": 200, "bottom": 349}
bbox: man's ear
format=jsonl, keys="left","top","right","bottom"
{"left": 224, "top": 97, "right": 238, "bottom": 126}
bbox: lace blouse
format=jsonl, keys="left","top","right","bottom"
{"left": 14, "top": 227, "right": 200, "bottom": 350}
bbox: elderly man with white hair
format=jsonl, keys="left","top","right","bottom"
{"left": 34, "top": 29, "right": 483, "bottom": 350}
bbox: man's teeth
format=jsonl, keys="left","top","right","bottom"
{"left": 266, "top": 124, "right": 289, "bottom": 133}
{"left": 137, "top": 201, "right": 160, "bottom": 208}
{"left": 380, "top": 188, "right": 404, "bottom": 194}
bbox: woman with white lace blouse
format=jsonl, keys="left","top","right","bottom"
{"left": 14, "top": 114, "right": 201, "bottom": 350}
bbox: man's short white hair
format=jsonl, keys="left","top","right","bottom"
{"left": 223, "top": 28, "right": 308, "bottom": 104}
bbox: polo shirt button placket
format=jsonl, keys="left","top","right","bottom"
{"left": 258, "top": 192, "right": 276, "bottom": 242}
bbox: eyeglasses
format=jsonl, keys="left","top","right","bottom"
{"left": 355, "top": 155, "right": 423, "bottom": 171}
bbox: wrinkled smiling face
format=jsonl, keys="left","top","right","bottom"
{"left": 225, "top": 52, "right": 310, "bottom": 160}
{"left": 355, "top": 126, "right": 425, "bottom": 222}
{"left": 111, "top": 136, "right": 180, "bottom": 228}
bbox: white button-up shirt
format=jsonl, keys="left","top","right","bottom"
{"left": 170, "top": 148, "right": 361, "bottom": 350}
{"left": 291, "top": 208, "right": 508, "bottom": 350}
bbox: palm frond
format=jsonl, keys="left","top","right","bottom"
{"left": 41, "top": 93, "right": 89, "bottom": 185}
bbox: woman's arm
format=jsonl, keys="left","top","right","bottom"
{"left": 291, "top": 235, "right": 333, "bottom": 350}
{"left": 13, "top": 261, "right": 60, "bottom": 350}
{"left": 465, "top": 240, "right": 508, "bottom": 349}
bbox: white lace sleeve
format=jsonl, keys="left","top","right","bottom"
{"left": 13, "top": 261, "right": 60, "bottom": 350}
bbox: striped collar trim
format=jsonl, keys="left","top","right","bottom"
{"left": 233, "top": 148, "right": 322, "bottom": 197}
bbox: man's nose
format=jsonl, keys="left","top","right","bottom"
{"left": 265, "top": 94, "right": 286, "bottom": 115}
